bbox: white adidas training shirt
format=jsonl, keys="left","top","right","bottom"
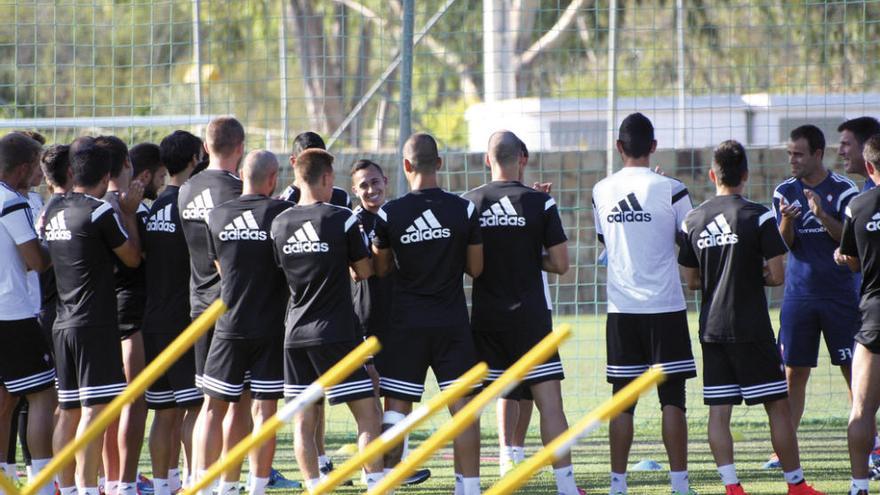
{"left": 592, "top": 166, "right": 692, "bottom": 314}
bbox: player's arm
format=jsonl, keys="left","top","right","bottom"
{"left": 681, "top": 267, "right": 701, "bottom": 290}
{"left": 112, "top": 180, "right": 145, "bottom": 268}
{"left": 17, "top": 239, "right": 50, "bottom": 272}
{"left": 465, "top": 243, "right": 483, "bottom": 278}
{"left": 774, "top": 193, "right": 799, "bottom": 247}
{"left": 804, "top": 188, "right": 844, "bottom": 241}
{"left": 2, "top": 200, "right": 50, "bottom": 272}
{"left": 350, "top": 257, "right": 373, "bottom": 281}
{"left": 677, "top": 217, "right": 700, "bottom": 290}
{"left": 542, "top": 197, "right": 569, "bottom": 275}
{"left": 542, "top": 242, "right": 569, "bottom": 274}
{"left": 371, "top": 246, "right": 393, "bottom": 277}
{"left": 764, "top": 255, "right": 785, "bottom": 286}
{"left": 838, "top": 206, "right": 861, "bottom": 272}
{"left": 759, "top": 208, "right": 789, "bottom": 285}
{"left": 346, "top": 214, "right": 373, "bottom": 281}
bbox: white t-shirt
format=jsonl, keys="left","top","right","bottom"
{"left": 26, "top": 191, "right": 43, "bottom": 315}
{"left": 0, "top": 183, "right": 39, "bottom": 320}
{"left": 592, "top": 166, "right": 692, "bottom": 314}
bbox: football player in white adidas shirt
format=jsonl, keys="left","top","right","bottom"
{"left": 372, "top": 133, "right": 483, "bottom": 495}
{"left": 591, "top": 113, "right": 696, "bottom": 495}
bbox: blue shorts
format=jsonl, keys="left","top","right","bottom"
{"left": 778, "top": 298, "right": 859, "bottom": 367}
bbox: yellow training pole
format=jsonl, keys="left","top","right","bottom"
{"left": 312, "top": 363, "right": 489, "bottom": 495}
{"left": 184, "top": 337, "right": 381, "bottom": 495}
{"left": 367, "top": 325, "right": 572, "bottom": 495}
{"left": 20, "top": 299, "right": 227, "bottom": 495}
{"left": 0, "top": 471, "right": 20, "bottom": 495}
{"left": 484, "top": 367, "right": 665, "bottom": 495}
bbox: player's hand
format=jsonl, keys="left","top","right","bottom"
{"left": 365, "top": 362, "right": 380, "bottom": 394}
{"left": 533, "top": 182, "right": 553, "bottom": 193}
{"left": 119, "top": 180, "right": 144, "bottom": 215}
{"left": 654, "top": 165, "right": 666, "bottom": 176}
{"left": 803, "top": 189, "right": 825, "bottom": 220}
{"left": 833, "top": 247, "right": 849, "bottom": 266}
{"left": 779, "top": 197, "right": 801, "bottom": 220}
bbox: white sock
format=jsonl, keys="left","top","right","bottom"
{"left": 153, "top": 479, "right": 170, "bottom": 495}
{"left": 874, "top": 435, "right": 880, "bottom": 450}
{"left": 80, "top": 488, "right": 99, "bottom": 495}
{"left": 402, "top": 434, "right": 410, "bottom": 460}
{"left": 30, "top": 459, "right": 54, "bottom": 495}
{"left": 462, "top": 477, "right": 480, "bottom": 495}
{"left": 610, "top": 471, "right": 627, "bottom": 494}
{"left": 98, "top": 478, "right": 107, "bottom": 494}
{"left": 512, "top": 446, "right": 525, "bottom": 463}
{"left": 364, "top": 472, "right": 383, "bottom": 490}
{"left": 717, "top": 464, "right": 738, "bottom": 486}
{"left": 119, "top": 482, "right": 137, "bottom": 495}
{"left": 454, "top": 473, "right": 464, "bottom": 495}
{"left": 500, "top": 446, "right": 515, "bottom": 466}
{"left": 59, "top": 487, "right": 77, "bottom": 495}
{"left": 217, "top": 481, "right": 239, "bottom": 495}
{"left": 250, "top": 477, "right": 269, "bottom": 495}
{"left": 852, "top": 478, "right": 869, "bottom": 494}
{"left": 304, "top": 478, "right": 320, "bottom": 493}
{"left": 3, "top": 463, "right": 18, "bottom": 483}
{"left": 196, "top": 470, "right": 218, "bottom": 495}
{"left": 669, "top": 471, "right": 689, "bottom": 494}
{"left": 26, "top": 465, "right": 32, "bottom": 481}
{"left": 553, "top": 465, "right": 578, "bottom": 495}
{"left": 168, "top": 469, "right": 181, "bottom": 492}
{"left": 318, "top": 455, "right": 330, "bottom": 469}
{"left": 106, "top": 481, "right": 119, "bottom": 495}
{"left": 783, "top": 468, "right": 804, "bottom": 485}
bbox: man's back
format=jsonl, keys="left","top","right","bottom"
{"left": 373, "top": 187, "right": 481, "bottom": 329}
{"left": 143, "top": 185, "right": 190, "bottom": 334}
{"left": 592, "top": 167, "right": 691, "bottom": 313}
{"left": 43, "top": 193, "right": 129, "bottom": 329}
{"left": 463, "top": 180, "right": 566, "bottom": 332}
{"left": 178, "top": 169, "right": 242, "bottom": 315}
{"left": 279, "top": 184, "right": 352, "bottom": 209}
{"left": 680, "top": 195, "right": 787, "bottom": 343}
{"left": 206, "top": 195, "right": 290, "bottom": 339}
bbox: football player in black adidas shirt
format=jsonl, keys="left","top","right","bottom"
{"left": 372, "top": 133, "right": 483, "bottom": 495}
{"left": 839, "top": 135, "right": 880, "bottom": 495}
{"left": 178, "top": 117, "right": 250, "bottom": 487}
{"left": 44, "top": 137, "right": 143, "bottom": 495}
{"left": 201, "top": 150, "right": 290, "bottom": 495}
{"left": 462, "top": 131, "right": 582, "bottom": 495}
{"left": 679, "top": 141, "right": 823, "bottom": 495}
{"left": 271, "top": 149, "right": 384, "bottom": 492}
{"left": 143, "top": 131, "right": 203, "bottom": 495}
{"left": 279, "top": 131, "right": 352, "bottom": 208}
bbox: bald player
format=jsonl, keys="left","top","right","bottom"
{"left": 372, "top": 133, "right": 483, "bottom": 495}
{"left": 463, "top": 131, "right": 582, "bottom": 495}
{"left": 202, "top": 151, "right": 290, "bottom": 495}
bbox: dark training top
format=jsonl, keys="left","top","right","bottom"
{"left": 841, "top": 187, "right": 880, "bottom": 332}
{"left": 279, "top": 184, "right": 352, "bottom": 209}
{"left": 352, "top": 206, "right": 392, "bottom": 338}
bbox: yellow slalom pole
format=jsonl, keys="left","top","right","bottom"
{"left": 20, "top": 299, "right": 227, "bottom": 495}
{"left": 484, "top": 367, "right": 665, "bottom": 495}
{"left": 0, "top": 471, "right": 20, "bottom": 495}
{"left": 312, "top": 363, "right": 489, "bottom": 495}
{"left": 184, "top": 337, "right": 381, "bottom": 495}
{"left": 367, "top": 325, "right": 572, "bottom": 495}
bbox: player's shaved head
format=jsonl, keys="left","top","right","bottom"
{"left": 242, "top": 149, "right": 279, "bottom": 186}
{"left": 403, "top": 132, "right": 440, "bottom": 174}
{"left": 487, "top": 131, "right": 523, "bottom": 168}
{"left": 206, "top": 116, "right": 245, "bottom": 157}
{"left": 295, "top": 148, "right": 335, "bottom": 186}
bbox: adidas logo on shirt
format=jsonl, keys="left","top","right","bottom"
{"left": 480, "top": 196, "right": 526, "bottom": 227}
{"left": 219, "top": 211, "right": 267, "bottom": 241}
{"left": 697, "top": 213, "right": 738, "bottom": 248}
{"left": 400, "top": 209, "right": 451, "bottom": 244}
{"left": 181, "top": 190, "right": 214, "bottom": 220}
{"left": 146, "top": 204, "right": 176, "bottom": 233}
{"left": 283, "top": 221, "right": 329, "bottom": 254}
{"left": 44, "top": 211, "right": 72, "bottom": 241}
{"left": 866, "top": 212, "right": 880, "bottom": 231}
{"left": 606, "top": 193, "right": 652, "bottom": 223}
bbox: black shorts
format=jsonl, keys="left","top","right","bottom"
{"left": 53, "top": 325, "right": 126, "bottom": 409}
{"left": 0, "top": 318, "right": 56, "bottom": 396}
{"left": 702, "top": 341, "right": 788, "bottom": 406}
{"left": 284, "top": 341, "right": 374, "bottom": 405}
{"left": 202, "top": 335, "right": 284, "bottom": 401}
{"left": 606, "top": 311, "right": 696, "bottom": 383}
{"left": 473, "top": 328, "right": 564, "bottom": 401}
{"left": 193, "top": 323, "right": 214, "bottom": 390}
{"left": 144, "top": 332, "right": 203, "bottom": 409}
{"left": 375, "top": 325, "right": 479, "bottom": 402}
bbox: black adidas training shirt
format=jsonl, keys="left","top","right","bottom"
{"left": 142, "top": 185, "right": 191, "bottom": 334}
{"left": 104, "top": 191, "right": 149, "bottom": 328}
{"left": 178, "top": 169, "right": 242, "bottom": 316}
{"left": 352, "top": 207, "right": 392, "bottom": 338}
{"left": 841, "top": 188, "right": 880, "bottom": 331}
{"left": 462, "top": 181, "right": 567, "bottom": 333}
{"left": 271, "top": 203, "right": 367, "bottom": 347}
{"left": 43, "top": 193, "right": 129, "bottom": 330}
{"left": 679, "top": 195, "right": 787, "bottom": 343}
{"left": 279, "top": 184, "right": 352, "bottom": 209}
{"left": 372, "top": 188, "right": 482, "bottom": 330}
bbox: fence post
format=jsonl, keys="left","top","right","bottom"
{"left": 397, "top": 0, "right": 415, "bottom": 197}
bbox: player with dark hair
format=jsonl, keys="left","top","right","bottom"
{"left": 178, "top": 117, "right": 247, "bottom": 489}
{"left": 0, "top": 132, "right": 56, "bottom": 495}
{"left": 142, "top": 130, "right": 203, "bottom": 495}
{"left": 838, "top": 117, "right": 880, "bottom": 190}
{"left": 591, "top": 113, "right": 696, "bottom": 495}
{"left": 839, "top": 134, "right": 880, "bottom": 495}
{"left": 770, "top": 125, "right": 860, "bottom": 468}
{"left": 96, "top": 135, "right": 150, "bottom": 495}
{"left": 203, "top": 150, "right": 290, "bottom": 495}
{"left": 272, "top": 148, "right": 384, "bottom": 492}
{"left": 280, "top": 131, "right": 352, "bottom": 209}
{"left": 680, "top": 140, "right": 824, "bottom": 495}
{"left": 463, "top": 130, "right": 582, "bottom": 495}
{"left": 44, "top": 136, "right": 143, "bottom": 495}
{"left": 130, "top": 142, "right": 167, "bottom": 201}
{"left": 372, "top": 133, "right": 484, "bottom": 495}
